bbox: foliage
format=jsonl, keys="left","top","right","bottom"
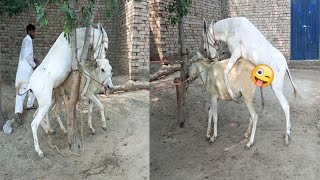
{"left": 0, "top": 0, "right": 121, "bottom": 38}
{"left": 34, "top": 3, "right": 49, "bottom": 27}
{"left": 0, "top": 0, "right": 29, "bottom": 16}
{"left": 80, "top": 0, "right": 95, "bottom": 26}
{"left": 103, "top": 0, "right": 120, "bottom": 18}
{"left": 167, "top": 0, "right": 192, "bottom": 25}
{"left": 0, "top": 0, "right": 56, "bottom": 17}
{"left": 59, "top": 1, "right": 77, "bottom": 41}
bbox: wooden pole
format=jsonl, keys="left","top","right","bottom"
{"left": 174, "top": 77, "right": 186, "bottom": 128}
{"left": 175, "top": 10, "right": 188, "bottom": 128}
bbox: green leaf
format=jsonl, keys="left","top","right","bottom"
{"left": 103, "top": 0, "right": 120, "bottom": 18}
{"left": 34, "top": 3, "right": 49, "bottom": 27}
{"left": 166, "top": 0, "right": 192, "bottom": 25}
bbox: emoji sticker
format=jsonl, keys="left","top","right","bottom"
{"left": 251, "top": 64, "right": 274, "bottom": 87}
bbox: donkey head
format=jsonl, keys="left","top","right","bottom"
{"left": 92, "top": 23, "right": 109, "bottom": 60}
{"left": 203, "top": 18, "right": 218, "bottom": 59}
{"left": 96, "top": 58, "right": 113, "bottom": 90}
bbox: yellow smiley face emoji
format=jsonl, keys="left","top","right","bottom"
{"left": 251, "top": 64, "right": 274, "bottom": 87}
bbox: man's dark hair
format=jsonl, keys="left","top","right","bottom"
{"left": 26, "top": 24, "right": 35, "bottom": 32}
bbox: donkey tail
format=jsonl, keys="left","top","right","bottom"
{"left": 16, "top": 82, "right": 30, "bottom": 96}
{"left": 286, "top": 68, "right": 298, "bottom": 98}
{"left": 259, "top": 87, "right": 264, "bottom": 110}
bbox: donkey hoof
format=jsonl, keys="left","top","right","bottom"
{"left": 284, "top": 139, "right": 290, "bottom": 146}
{"left": 284, "top": 134, "right": 291, "bottom": 146}
{"left": 38, "top": 152, "right": 45, "bottom": 158}
{"left": 209, "top": 137, "right": 216, "bottom": 143}
{"left": 245, "top": 142, "right": 252, "bottom": 150}
{"left": 244, "top": 133, "right": 250, "bottom": 139}
{"left": 91, "top": 129, "right": 96, "bottom": 135}
{"left": 49, "top": 129, "right": 56, "bottom": 134}
{"left": 102, "top": 126, "right": 107, "bottom": 131}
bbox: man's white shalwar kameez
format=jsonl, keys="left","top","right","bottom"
{"left": 15, "top": 35, "right": 36, "bottom": 113}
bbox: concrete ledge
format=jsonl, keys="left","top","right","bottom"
{"left": 288, "top": 60, "right": 320, "bottom": 69}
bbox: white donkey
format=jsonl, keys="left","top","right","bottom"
{"left": 44, "top": 58, "right": 113, "bottom": 135}
{"left": 203, "top": 17, "right": 297, "bottom": 146}
{"left": 18, "top": 24, "right": 109, "bottom": 157}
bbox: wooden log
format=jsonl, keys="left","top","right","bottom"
{"left": 99, "top": 80, "right": 149, "bottom": 94}
{"left": 149, "top": 64, "right": 181, "bottom": 82}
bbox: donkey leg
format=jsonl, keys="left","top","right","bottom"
{"left": 245, "top": 117, "right": 253, "bottom": 139}
{"left": 209, "top": 96, "right": 218, "bottom": 143}
{"left": 243, "top": 95, "right": 258, "bottom": 149}
{"left": 271, "top": 79, "right": 291, "bottom": 146}
{"left": 42, "top": 112, "right": 55, "bottom": 133}
{"left": 87, "top": 100, "right": 95, "bottom": 134}
{"left": 206, "top": 106, "right": 213, "bottom": 140}
{"left": 53, "top": 104, "right": 67, "bottom": 133}
{"left": 89, "top": 94, "right": 107, "bottom": 131}
{"left": 224, "top": 34, "right": 242, "bottom": 100}
{"left": 31, "top": 103, "right": 51, "bottom": 158}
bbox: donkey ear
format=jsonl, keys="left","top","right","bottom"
{"left": 196, "top": 51, "right": 204, "bottom": 58}
{"left": 203, "top": 18, "right": 207, "bottom": 33}
{"left": 96, "top": 23, "right": 101, "bottom": 31}
{"left": 99, "top": 22, "right": 104, "bottom": 32}
{"left": 96, "top": 58, "right": 102, "bottom": 66}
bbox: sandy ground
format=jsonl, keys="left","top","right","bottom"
{"left": 0, "top": 76, "right": 149, "bottom": 180}
{"left": 150, "top": 69, "right": 320, "bottom": 179}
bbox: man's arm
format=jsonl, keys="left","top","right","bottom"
{"left": 24, "top": 39, "right": 36, "bottom": 68}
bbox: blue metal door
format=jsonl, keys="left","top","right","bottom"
{"left": 291, "top": 0, "right": 319, "bottom": 60}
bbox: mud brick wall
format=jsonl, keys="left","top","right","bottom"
{"left": 150, "top": 0, "right": 291, "bottom": 62}
{"left": 117, "top": 1, "right": 133, "bottom": 78}
{"left": 149, "top": 0, "right": 222, "bottom": 62}
{"left": 131, "top": 1, "right": 149, "bottom": 80}
{"left": 0, "top": 4, "right": 63, "bottom": 82}
{"left": 0, "top": 0, "right": 148, "bottom": 83}
{"left": 118, "top": 0, "right": 149, "bottom": 80}
{"left": 221, "top": 0, "right": 291, "bottom": 60}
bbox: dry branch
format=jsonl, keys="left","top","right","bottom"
{"left": 150, "top": 64, "right": 181, "bottom": 82}
{"left": 99, "top": 80, "right": 149, "bottom": 94}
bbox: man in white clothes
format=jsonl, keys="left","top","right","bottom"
{"left": 14, "top": 24, "right": 39, "bottom": 124}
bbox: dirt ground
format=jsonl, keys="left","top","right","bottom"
{"left": 150, "top": 69, "right": 320, "bottom": 179}
{"left": 0, "top": 76, "right": 149, "bottom": 180}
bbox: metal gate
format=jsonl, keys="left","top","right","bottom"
{"left": 291, "top": 0, "right": 319, "bottom": 60}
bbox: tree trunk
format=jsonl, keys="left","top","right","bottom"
{"left": 175, "top": 14, "right": 188, "bottom": 128}
{"left": 0, "top": 43, "right": 3, "bottom": 121}
{"left": 64, "top": 0, "right": 96, "bottom": 153}
{"left": 80, "top": 4, "right": 95, "bottom": 66}
{"left": 0, "top": 73, "right": 4, "bottom": 125}
{"left": 64, "top": 0, "right": 82, "bottom": 153}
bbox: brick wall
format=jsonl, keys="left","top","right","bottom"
{"left": 131, "top": 0, "right": 149, "bottom": 80}
{"left": 150, "top": 0, "right": 291, "bottom": 62}
{"left": 118, "top": 0, "right": 149, "bottom": 80}
{"left": 117, "top": 1, "right": 132, "bottom": 78}
{"left": 0, "top": 0, "right": 148, "bottom": 83}
{"left": 149, "top": 0, "right": 221, "bottom": 62}
{"left": 222, "top": 0, "right": 290, "bottom": 60}
{"left": 0, "top": 5, "right": 64, "bottom": 82}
